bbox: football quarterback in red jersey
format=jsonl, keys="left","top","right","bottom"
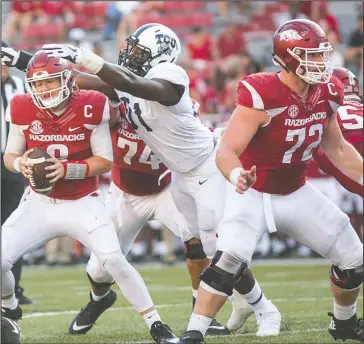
{"left": 2, "top": 51, "right": 179, "bottom": 344}
{"left": 179, "top": 19, "right": 364, "bottom": 344}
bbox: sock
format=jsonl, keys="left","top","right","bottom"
{"left": 91, "top": 289, "right": 109, "bottom": 302}
{"left": 334, "top": 300, "right": 356, "bottom": 320}
{"left": 2, "top": 294, "right": 18, "bottom": 310}
{"left": 187, "top": 312, "right": 212, "bottom": 336}
{"left": 243, "top": 281, "right": 269, "bottom": 311}
{"left": 143, "top": 309, "right": 161, "bottom": 329}
{"left": 192, "top": 289, "right": 198, "bottom": 308}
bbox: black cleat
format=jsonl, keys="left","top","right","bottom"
{"left": 16, "top": 287, "right": 35, "bottom": 305}
{"left": 328, "top": 312, "right": 364, "bottom": 342}
{"left": 150, "top": 321, "right": 179, "bottom": 344}
{"left": 179, "top": 330, "right": 205, "bottom": 344}
{"left": 68, "top": 289, "right": 117, "bottom": 334}
{"left": 1, "top": 305, "right": 22, "bottom": 321}
{"left": 206, "top": 318, "right": 230, "bottom": 336}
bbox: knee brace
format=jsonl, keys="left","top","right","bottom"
{"left": 330, "top": 265, "right": 364, "bottom": 290}
{"left": 184, "top": 238, "right": 207, "bottom": 260}
{"left": 87, "top": 273, "right": 114, "bottom": 289}
{"left": 200, "top": 250, "right": 247, "bottom": 296}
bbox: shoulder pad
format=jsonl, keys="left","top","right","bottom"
{"left": 146, "top": 63, "right": 189, "bottom": 88}
{"left": 237, "top": 73, "right": 278, "bottom": 110}
{"left": 9, "top": 94, "right": 34, "bottom": 125}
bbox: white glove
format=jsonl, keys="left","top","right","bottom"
{"left": 1, "top": 47, "right": 20, "bottom": 67}
{"left": 42, "top": 44, "right": 104, "bottom": 74}
{"left": 42, "top": 44, "right": 81, "bottom": 64}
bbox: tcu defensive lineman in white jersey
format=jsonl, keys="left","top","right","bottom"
{"left": 42, "top": 23, "right": 226, "bottom": 266}
{"left": 41, "top": 23, "right": 280, "bottom": 335}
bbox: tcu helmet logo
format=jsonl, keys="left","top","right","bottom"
{"left": 29, "top": 120, "right": 44, "bottom": 134}
{"left": 155, "top": 34, "right": 177, "bottom": 56}
{"left": 279, "top": 29, "right": 303, "bottom": 42}
{"left": 288, "top": 105, "right": 299, "bottom": 118}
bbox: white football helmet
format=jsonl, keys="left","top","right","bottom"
{"left": 118, "top": 23, "right": 181, "bottom": 76}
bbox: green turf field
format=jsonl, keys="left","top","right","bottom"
{"left": 19, "top": 260, "right": 362, "bottom": 343}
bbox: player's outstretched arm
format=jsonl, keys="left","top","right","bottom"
{"left": 216, "top": 104, "right": 268, "bottom": 194}
{"left": 42, "top": 44, "right": 184, "bottom": 106}
{"left": 95, "top": 62, "right": 184, "bottom": 106}
{"left": 320, "top": 115, "right": 363, "bottom": 186}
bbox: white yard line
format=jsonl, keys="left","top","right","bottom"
{"left": 23, "top": 296, "right": 362, "bottom": 319}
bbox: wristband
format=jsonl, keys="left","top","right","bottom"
{"left": 229, "top": 167, "right": 244, "bottom": 186}
{"left": 79, "top": 48, "right": 105, "bottom": 74}
{"left": 62, "top": 160, "right": 90, "bottom": 179}
{"left": 13, "top": 157, "right": 21, "bottom": 172}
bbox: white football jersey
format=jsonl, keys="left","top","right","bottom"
{"left": 115, "top": 63, "right": 214, "bottom": 173}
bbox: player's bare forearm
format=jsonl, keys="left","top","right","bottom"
{"left": 96, "top": 62, "right": 182, "bottom": 104}
{"left": 216, "top": 143, "right": 244, "bottom": 181}
{"left": 85, "top": 156, "right": 112, "bottom": 177}
{"left": 321, "top": 115, "right": 363, "bottom": 182}
{"left": 74, "top": 72, "right": 119, "bottom": 101}
{"left": 322, "top": 139, "right": 363, "bottom": 182}
{"left": 3, "top": 152, "right": 21, "bottom": 173}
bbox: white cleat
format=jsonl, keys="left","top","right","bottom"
{"left": 256, "top": 301, "right": 281, "bottom": 337}
{"left": 227, "top": 292, "right": 254, "bottom": 332}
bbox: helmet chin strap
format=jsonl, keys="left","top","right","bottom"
{"left": 271, "top": 54, "right": 290, "bottom": 72}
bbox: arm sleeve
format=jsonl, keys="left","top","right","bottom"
{"left": 90, "top": 99, "right": 113, "bottom": 161}
{"left": 5, "top": 123, "right": 26, "bottom": 155}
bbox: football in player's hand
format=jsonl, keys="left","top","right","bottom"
{"left": 27, "top": 148, "right": 55, "bottom": 195}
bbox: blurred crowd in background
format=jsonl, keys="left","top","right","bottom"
{"left": 2, "top": 1, "right": 363, "bottom": 266}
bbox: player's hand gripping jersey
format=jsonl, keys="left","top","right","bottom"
{"left": 237, "top": 72, "right": 344, "bottom": 194}
{"left": 6, "top": 90, "right": 112, "bottom": 199}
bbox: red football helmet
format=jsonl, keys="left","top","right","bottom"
{"left": 26, "top": 51, "right": 74, "bottom": 109}
{"left": 332, "top": 67, "right": 360, "bottom": 97}
{"left": 272, "top": 19, "right": 333, "bottom": 84}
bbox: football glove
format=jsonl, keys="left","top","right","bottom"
{"left": 1, "top": 46, "right": 20, "bottom": 67}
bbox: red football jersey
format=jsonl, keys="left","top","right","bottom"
{"left": 237, "top": 72, "right": 344, "bottom": 194}
{"left": 312, "top": 100, "right": 363, "bottom": 196}
{"left": 9, "top": 90, "right": 110, "bottom": 200}
{"left": 111, "top": 110, "right": 169, "bottom": 196}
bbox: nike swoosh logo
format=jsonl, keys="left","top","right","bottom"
{"left": 199, "top": 180, "right": 208, "bottom": 185}
{"left": 7, "top": 318, "right": 19, "bottom": 334}
{"left": 72, "top": 322, "right": 93, "bottom": 331}
{"left": 69, "top": 127, "right": 80, "bottom": 132}
{"left": 165, "top": 338, "right": 179, "bottom": 344}
{"left": 208, "top": 325, "right": 227, "bottom": 330}
{"left": 317, "top": 100, "right": 325, "bottom": 104}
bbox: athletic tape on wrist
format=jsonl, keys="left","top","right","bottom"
{"left": 62, "top": 160, "right": 89, "bottom": 179}
{"left": 80, "top": 48, "right": 105, "bottom": 74}
{"left": 13, "top": 157, "right": 21, "bottom": 172}
{"left": 229, "top": 167, "right": 244, "bottom": 186}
